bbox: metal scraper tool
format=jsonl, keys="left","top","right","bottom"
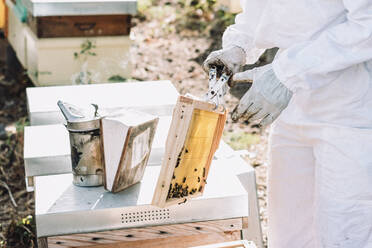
{"left": 204, "top": 66, "right": 231, "bottom": 107}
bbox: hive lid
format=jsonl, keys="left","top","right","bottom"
{"left": 27, "top": 81, "right": 178, "bottom": 126}
{"left": 20, "top": 0, "right": 137, "bottom": 17}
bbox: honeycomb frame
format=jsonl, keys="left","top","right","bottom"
{"left": 152, "top": 96, "right": 227, "bottom": 207}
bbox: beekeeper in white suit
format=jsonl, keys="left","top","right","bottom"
{"left": 203, "top": 0, "right": 372, "bottom": 247}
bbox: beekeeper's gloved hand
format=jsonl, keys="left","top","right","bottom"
{"left": 231, "top": 64, "right": 293, "bottom": 127}
{"left": 203, "top": 46, "right": 246, "bottom": 85}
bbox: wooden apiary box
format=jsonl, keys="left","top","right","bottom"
{"left": 24, "top": 26, "right": 132, "bottom": 86}
{"left": 6, "top": 0, "right": 27, "bottom": 67}
{"left": 152, "top": 96, "right": 227, "bottom": 207}
{"left": 101, "top": 110, "right": 159, "bottom": 193}
{"left": 27, "top": 14, "right": 132, "bottom": 38}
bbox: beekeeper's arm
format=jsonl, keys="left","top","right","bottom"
{"left": 272, "top": 0, "right": 372, "bottom": 92}
{"left": 203, "top": 1, "right": 265, "bottom": 75}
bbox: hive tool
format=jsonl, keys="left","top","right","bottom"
{"left": 204, "top": 66, "right": 231, "bottom": 107}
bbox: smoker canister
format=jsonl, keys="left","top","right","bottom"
{"left": 58, "top": 101, "right": 104, "bottom": 187}
{"left": 66, "top": 119, "right": 104, "bottom": 186}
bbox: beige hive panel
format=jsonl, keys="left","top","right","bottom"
{"left": 24, "top": 26, "right": 132, "bottom": 86}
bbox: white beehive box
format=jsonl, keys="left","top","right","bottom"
{"left": 26, "top": 81, "right": 178, "bottom": 125}
{"left": 6, "top": 0, "right": 133, "bottom": 86}
{"left": 24, "top": 26, "right": 132, "bottom": 86}
{"left": 6, "top": 0, "right": 28, "bottom": 68}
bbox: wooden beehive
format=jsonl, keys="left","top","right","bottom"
{"left": 152, "top": 95, "right": 227, "bottom": 207}
{"left": 5, "top": 0, "right": 133, "bottom": 86}
{"left": 27, "top": 14, "right": 132, "bottom": 38}
{"left": 24, "top": 26, "right": 132, "bottom": 86}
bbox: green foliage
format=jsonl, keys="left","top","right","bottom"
{"left": 178, "top": 0, "right": 216, "bottom": 12}
{"left": 137, "top": 0, "right": 176, "bottom": 23}
{"left": 214, "top": 8, "right": 236, "bottom": 27}
{"left": 74, "top": 40, "right": 97, "bottom": 60}
{"left": 135, "top": 0, "right": 236, "bottom": 35}
{"left": 176, "top": 0, "right": 215, "bottom": 31}
{"left": 72, "top": 40, "right": 98, "bottom": 84}
{"left": 3, "top": 215, "right": 37, "bottom": 248}
{"left": 108, "top": 75, "right": 127, "bottom": 82}
{"left": 137, "top": 0, "right": 153, "bottom": 15}
{"left": 223, "top": 131, "right": 260, "bottom": 150}
{"left": 148, "top": 5, "right": 175, "bottom": 20}
{"left": 176, "top": 0, "right": 236, "bottom": 34}
{"left": 15, "top": 117, "right": 29, "bottom": 134}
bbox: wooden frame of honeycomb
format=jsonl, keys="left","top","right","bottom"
{"left": 152, "top": 95, "right": 227, "bottom": 207}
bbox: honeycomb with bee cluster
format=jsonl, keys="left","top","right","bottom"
{"left": 152, "top": 96, "right": 226, "bottom": 207}
{"left": 167, "top": 109, "right": 219, "bottom": 199}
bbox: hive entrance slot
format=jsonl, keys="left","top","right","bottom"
{"left": 121, "top": 209, "right": 170, "bottom": 224}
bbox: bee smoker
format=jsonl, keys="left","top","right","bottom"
{"left": 58, "top": 101, "right": 104, "bottom": 187}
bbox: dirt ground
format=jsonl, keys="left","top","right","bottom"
{"left": 0, "top": 1, "right": 271, "bottom": 246}
{"left": 0, "top": 55, "right": 35, "bottom": 247}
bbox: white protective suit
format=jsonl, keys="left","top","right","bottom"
{"left": 222, "top": 0, "right": 372, "bottom": 247}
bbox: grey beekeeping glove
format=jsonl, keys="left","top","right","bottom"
{"left": 203, "top": 46, "right": 246, "bottom": 85}
{"left": 231, "top": 64, "right": 293, "bottom": 127}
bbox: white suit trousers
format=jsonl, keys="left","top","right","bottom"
{"left": 268, "top": 119, "right": 372, "bottom": 248}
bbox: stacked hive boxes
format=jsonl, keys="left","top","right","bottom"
{"left": 5, "top": 0, "right": 136, "bottom": 86}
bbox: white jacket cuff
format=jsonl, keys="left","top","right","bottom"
{"left": 222, "top": 26, "right": 265, "bottom": 65}
{"left": 272, "top": 56, "right": 301, "bottom": 93}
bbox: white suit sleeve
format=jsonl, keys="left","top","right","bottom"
{"left": 222, "top": 0, "right": 266, "bottom": 64}
{"left": 272, "top": 0, "right": 372, "bottom": 92}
